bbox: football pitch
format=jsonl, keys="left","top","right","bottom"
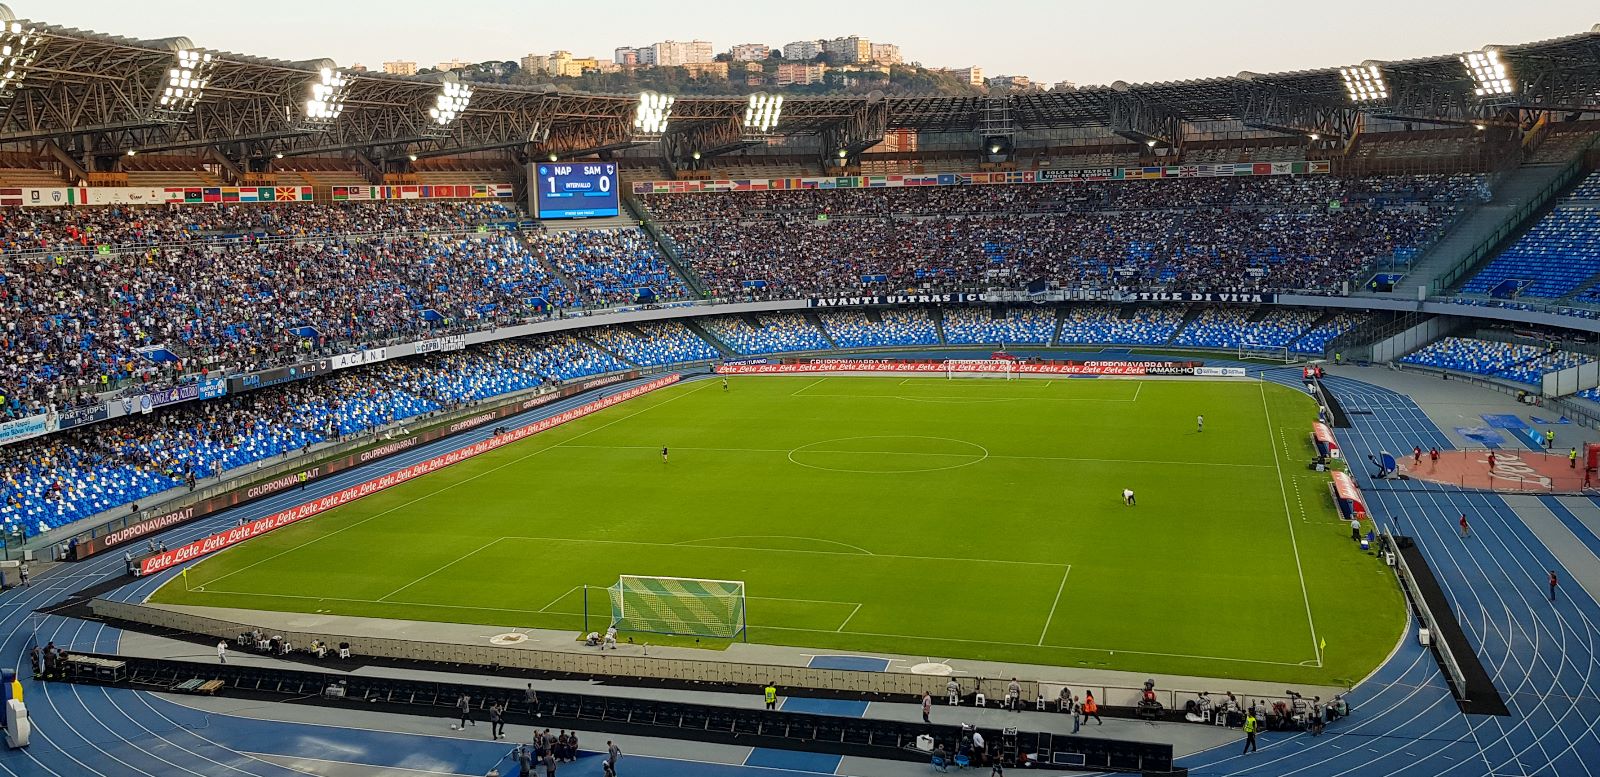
{"left": 154, "top": 374, "right": 1405, "bottom": 685}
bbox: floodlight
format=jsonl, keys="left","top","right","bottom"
{"left": 408, "top": 153, "right": 418, "bottom": 161}
{"left": 428, "top": 80, "right": 473, "bottom": 126}
{"left": 126, "top": 149, "right": 137, "bottom": 156}
{"left": 1461, "top": 48, "right": 1513, "bottom": 97}
{"left": 302, "top": 67, "right": 351, "bottom": 126}
{"left": 1146, "top": 139, "right": 1157, "bottom": 147}
{"left": 0, "top": 19, "right": 42, "bottom": 99}
{"left": 152, "top": 48, "right": 218, "bottom": 120}
{"left": 742, "top": 92, "right": 783, "bottom": 134}
{"left": 548, "top": 152, "right": 558, "bottom": 162}
{"left": 633, "top": 90, "right": 675, "bottom": 136}
{"left": 1308, "top": 133, "right": 1320, "bottom": 141}
{"left": 691, "top": 150, "right": 702, "bottom": 160}
{"left": 274, "top": 152, "right": 284, "bottom": 159}
{"left": 837, "top": 148, "right": 848, "bottom": 158}
{"left": 1338, "top": 63, "right": 1388, "bottom": 103}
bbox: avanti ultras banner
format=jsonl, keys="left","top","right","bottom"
{"left": 137, "top": 374, "right": 679, "bottom": 576}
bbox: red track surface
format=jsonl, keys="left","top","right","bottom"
{"left": 1400, "top": 449, "right": 1589, "bottom": 492}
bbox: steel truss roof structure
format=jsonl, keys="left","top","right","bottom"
{"left": 0, "top": 6, "right": 1595, "bottom": 168}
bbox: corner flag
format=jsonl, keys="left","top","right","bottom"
{"left": 1319, "top": 637, "right": 1327, "bottom": 652}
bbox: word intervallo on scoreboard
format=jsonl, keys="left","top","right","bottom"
{"left": 716, "top": 359, "right": 1247, "bottom": 377}
{"left": 137, "top": 374, "right": 681, "bottom": 576}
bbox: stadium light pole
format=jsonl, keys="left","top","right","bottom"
{"left": 1338, "top": 62, "right": 1389, "bottom": 104}
{"left": 741, "top": 92, "right": 783, "bottom": 137}
{"left": 633, "top": 90, "right": 675, "bottom": 139}
{"left": 1461, "top": 48, "right": 1514, "bottom": 98}
{"left": 422, "top": 75, "right": 473, "bottom": 136}
{"left": 301, "top": 65, "right": 351, "bottom": 129}
{"left": 0, "top": 6, "right": 42, "bottom": 101}
{"left": 150, "top": 46, "right": 218, "bottom": 122}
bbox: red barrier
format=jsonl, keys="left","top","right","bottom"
{"left": 139, "top": 374, "right": 681, "bottom": 576}
{"left": 717, "top": 359, "right": 1202, "bottom": 376}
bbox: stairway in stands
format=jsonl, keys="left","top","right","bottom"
{"left": 1388, "top": 144, "right": 1595, "bottom": 300}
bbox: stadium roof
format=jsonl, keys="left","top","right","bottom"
{"left": 0, "top": 6, "right": 1595, "bottom": 163}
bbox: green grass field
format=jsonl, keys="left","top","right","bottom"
{"left": 154, "top": 374, "right": 1405, "bottom": 685}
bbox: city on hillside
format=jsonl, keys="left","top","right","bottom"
{"left": 359, "top": 35, "right": 1075, "bottom": 96}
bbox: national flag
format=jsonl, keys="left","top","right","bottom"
{"left": 238, "top": 188, "right": 258, "bottom": 202}
{"left": 202, "top": 187, "right": 222, "bottom": 203}
{"left": 221, "top": 188, "right": 240, "bottom": 202}
{"left": 275, "top": 187, "right": 296, "bottom": 202}
{"left": 185, "top": 188, "right": 203, "bottom": 203}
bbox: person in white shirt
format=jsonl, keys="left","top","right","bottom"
{"left": 216, "top": 640, "right": 228, "bottom": 664}
{"left": 1123, "top": 488, "right": 1136, "bottom": 506}
{"left": 1197, "top": 414, "right": 1204, "bottom": 433}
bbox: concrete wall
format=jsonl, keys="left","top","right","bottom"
{"left": 1370, "top": 316, "right": 1456, "bottom": 363}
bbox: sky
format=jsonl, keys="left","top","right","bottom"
{"left": 20, "top": 0, "right": 1597, "bottom": 85}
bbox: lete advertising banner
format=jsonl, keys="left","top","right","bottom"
{"left": 138, "top": 374, "right": 680, "bottom": 575}
{"left": 716, "top": 359, "right": 1214, "bottom": 376}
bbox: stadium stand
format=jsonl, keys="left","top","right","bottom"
{"left": 1171, "top": 308, "right": 1325, "bottom": 350}
{"left": 941, "top": 308, "right": 1056, "bottom": 345}
{"left": 530, "top": 228, "right": 692, "bottom": 306}
{"left": 0, "top": 202, "right": 535, "bottom": 410}
{"left": 1056, "top": 305, "right": 1184, "bottom": 346}
{"left": 0, "top": 332, "right": 631, "bottom": 536}
{"left": 819, "top": 309, "right": 941, "bottom": 348}
{"left": 1460, "top": 172, "right": 1600, "bottom": 299}
{"left": 701, "top": 313, "right": 832, "bottom": 355}
{"left": 645, "top": 175, "right": 1479, "bottom": 299}
{"left": 1397, "top": 336, "right": 1559, "bottom": 384}
{"left": 1290, "top": 312, "right": 1362, "bottom": 354}
{"left": 588, "top": 322, "right": 720, "bottom": 366}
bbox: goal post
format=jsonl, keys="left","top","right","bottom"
{"left": 944, "top": 359, "right": 1017, "bottom": 379}
{"left": 1237, "top": 343, "right": 1293, "bottom": 363}
{"left": 607, "top": 575, "right": 748, "bottom": 640}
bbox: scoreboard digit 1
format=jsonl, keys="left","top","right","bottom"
{"left": 528, "top": 162, "right": 621, "bottom": 219}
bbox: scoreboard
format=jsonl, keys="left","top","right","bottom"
{"left": 530, "top": 162, "right": 620, "bottom": 219}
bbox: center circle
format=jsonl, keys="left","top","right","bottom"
{"left": 786, "top": 435, "right": 989, "bottom": 474}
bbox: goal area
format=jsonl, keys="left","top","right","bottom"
{"left": 604, "top": 575, "right": 747, "bottom": 640}
{"left": 944, "top": 359, "right": 1017, "bottom": 379}
{"left": 1237, "top": 343, "right": 1293, "bottom": 363}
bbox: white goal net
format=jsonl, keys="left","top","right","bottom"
{"left": 608, "top": 575, "right": 747, "bottom": 639}
{"left": 944, "top": 359, "right": 1018, "bottom": 379}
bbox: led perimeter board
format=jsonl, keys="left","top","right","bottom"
{"left": 529, "top": 162, "right": 620, "bottom": 219}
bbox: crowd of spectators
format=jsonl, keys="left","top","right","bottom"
{"left": 640, "top": 174, "right": 1488, "bottom": 221}
{"left": 588, "top": 322, "right": 719, "bottom": 366}
{"left": 702, "top": 314, "right": 831, "bottom": 355}
{"left": 532, "top": 228, "right": 691, "bottom": 306}
{"left": 0, "top": 331, "right": 628, "bottom": 537}
{"left": 649, "top": 175, "right": 1475, "bottom": 301}
{"left": 0, "top": 202, "right": 537, "bottom": 417}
